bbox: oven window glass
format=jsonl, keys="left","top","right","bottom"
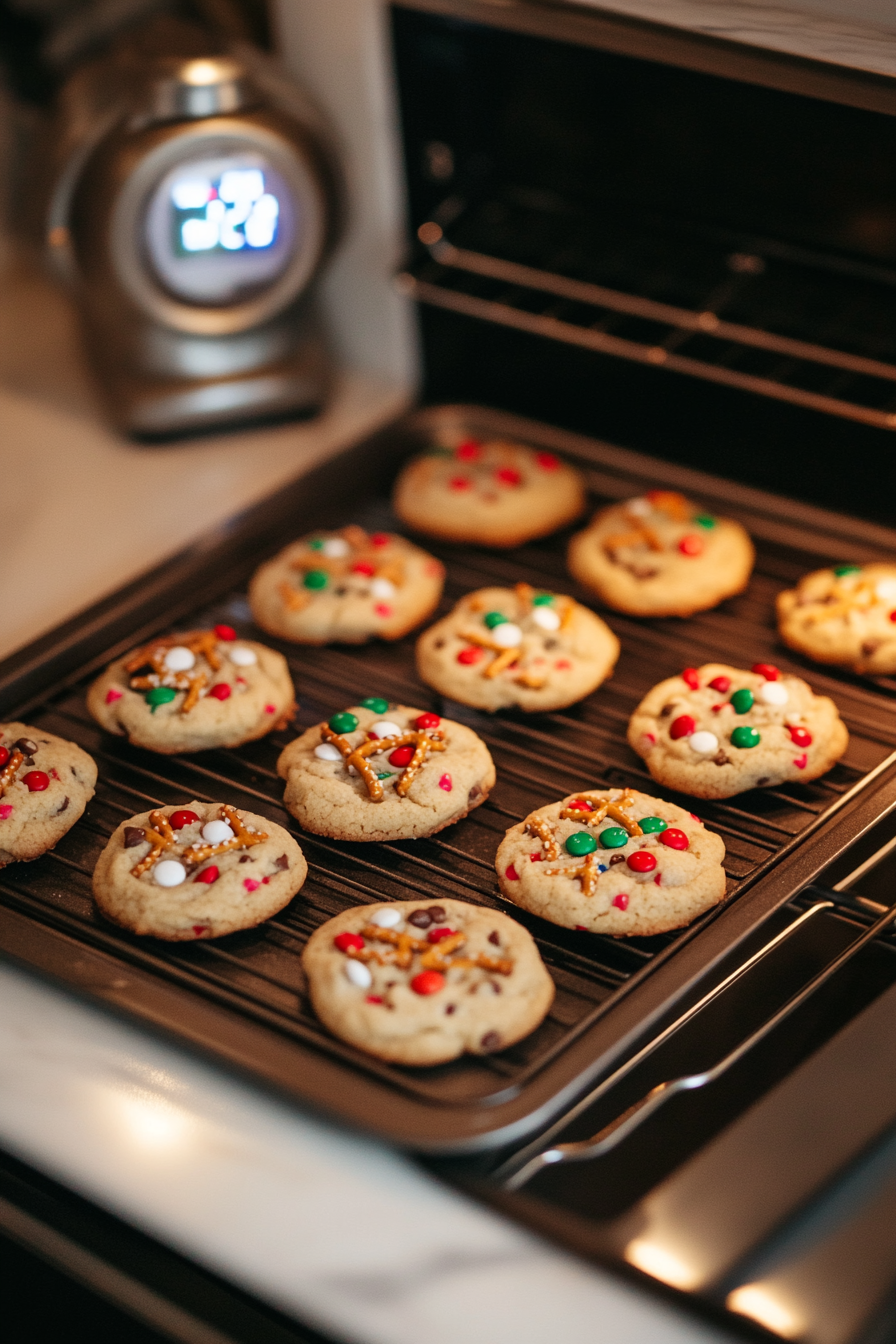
{"left": 144, "top": 152, "right": 298, "bottom": 304}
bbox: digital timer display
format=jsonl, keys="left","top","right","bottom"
{"left": 172, "top": 167, "right": 280, "bottom": 255}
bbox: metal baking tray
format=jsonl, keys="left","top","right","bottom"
{"left": 3, "top": 404, "right": 896, "bottom": 1154}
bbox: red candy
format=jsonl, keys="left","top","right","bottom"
{"left": 335, "top": 932, "right": 365, "bottom": 952}
{"left": 752, "top": 663, "right": 779, "bottom": 680}
{"left": 682, "top": 668, "right": 700, "bottom": 689}
{"left": 389, "top": 745, "right": 415, "bottom": 768}
{"left": 709, "top": 676, "right": 731, "bottom": 693}
{"left": 411, "top": 970, "right": 445, "bottom": 996}
{"left": 170, "top": 810, "right": 199, "bottom": 830}
{"left": 427, "top": 927, "right": 456, "bottom": 943}
{"left": 890, "top": 611, "right": 896, "bottom": 623}
{"left": 530, "top": 852, "right": 542, "bottom": 862}
{"left": 105, "top": 688, "right": 123, "bottom": 704}
{"left": 0, "top": 747, "right": 8, "bottom": 768}
{"left": 612, "top": 893, "right": 629, "bottom": 911}
{"left": 505, "top": 864, "right": 520, "bottom": 881}
{"left": 366, "top": 995, "right": 384, "bottom": 1005}
{"left": 374, "top": 604, "right": 393, "bottom": 618}
{"left": 456, "top": 439, "right": 481, "bottom": 460}
{"left": 370, "top": 532, "right": 389, "bottom": 547}
{"left": 788, "top": 725, "right": 812, "bottom": 747}
{"left": 495, "top": 467, "right": 521, "bottom": 486}
{"left": 0, "top": 805, "right": 11, "bottom": 820}
{"left": 214, "top": 624, "right": 236, "bottom": 641}
{"left": 670, "top": 715, "right": 696, "bottom": 739}
{"left": 194, "top": 866, "right": 219, "bottom": 884}
{"left": 23, "top": 772, "right": 49, "bottom": 792}
{"left": 567, "top": 799, "right": 593, "bottom": 811}
{"left": 654, "top": 874, "right": 662, "bottom": 886}
{"left": 192, "top": 925, "right": 208, "bottom": 936}
{"left": 265, "top": 704, "right": 276, "bottom": 714}
{"left": 415, "top": 712, "right": 441, "bottom": 730}
{"left": 208, "top": 683, "right": 231, "bottom": 701}
{"left": 449, "top": 476, "right": 471, "bottom": 490}
{"left": 536, "top": 452, "right": 559, "bottom": 470}
{"left": 438, "top": 773, "right": 453, "bottom": 792}
{"left": 352, "top": 560, "right": 375, "bottom": 576}
{"left": 457, "top": 646, "right": 484, "bottom": 665}
{"left": 243, "top": 878, "right": 260, "bottom": 892}
{"left": 793, "top": 753, "right": 808, "bottom": 769}
{"left": 660, "top": 828, "right": 690, "bottom": 851}
{"left": 627, "top": 850, "right": 657, "bottom": 873}
{"left": 679, "top": 535, "right": 703, "bottom": 556}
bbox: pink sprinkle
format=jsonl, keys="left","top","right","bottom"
{"left": 192, "top": 925, "right": 207, "bottom": 936}
{"left": 438, "top": 773, "right": 452, "bottom": 792}
{"left": 641, "top": 732, "right": 656, "bottom": 746}
{"left": 262, "top": 876, "right": 269, "bottom": 884}
{"left": 0, "top": 805, "right": 12, "bottom": 820}
{"left": 690, "top": 813, "right": 702, "bottom": 824}
{"left": 264, "top": 704, "right": 276, "bottom": 714}
{"left": 236, "top": 676, "right": 247, "bottom": 686}
{"left": 105, "top": 688, "right": 123, "bottom": 704}
{"left": 575, "top": 924, "right": 587, "bottom": 931}
{"left": 530, "top": 852, "right": 543, "bottom": 862}
{"left": 654, "top": 874, "right": 662, "bottom": 886}
{"left": 555, "top": 659, "right": 572, "bottom": 670}
{"left": 374, "top": 603, "right": 393, "bottom": 618}
{"left": 243, "top": 878, "right": 260, "bottom": 892}
{"left": 50, "top": 768, "right": 59, "bottom": 780}
{"left": 366, "top": 995, "right": 384, "bottom": 1004}
{"left": 505, "top": 864, "right": 520, "bottom": 881}
{"left": 793, "top": 753, "right": 808, "bottom": 769}
{"left": 613, "top": 893, "right": 629, "bottom": 910}
{"left": 425, "top": 561, "right": 443, "bottom": 576}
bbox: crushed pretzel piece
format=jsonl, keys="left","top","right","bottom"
{"left": 0, "top": 749, "right": 24, "bottom": 799}
{"left": 130, "top": 810, "right": 177, "bottom": 877}
{"left": 525, "top": 815, "right": 560, "bottom": 862}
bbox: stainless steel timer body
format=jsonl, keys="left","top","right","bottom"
{"left": 47, "top": 46, "right": 342, "bottom": 437}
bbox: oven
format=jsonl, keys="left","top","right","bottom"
{"left": 5, "top": 2, "right": 896, "bottom": 1341}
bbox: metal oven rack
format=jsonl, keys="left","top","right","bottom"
{"left": 3, "top": 404, "right": 896, "bottom": 1153}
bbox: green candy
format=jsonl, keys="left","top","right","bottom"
{"left": 695, "top": 514, "right": 716, "bottom": 529}
{"left": 599, "top": 826, "right": 629, "bottom": 850}
{"left": 566, "top": 831, "right": 598, "bottom": 857}
{"left": 308, "top": 538, "right": 324, "bottom": 551}
{"left": 639, "top": 816, "right": 668, "bottom": 834}
{"left": 730, "top": 688, "right": 754, "bottom": 714}
{"left": 834, "top": 564, "right": 861, "bottom": 577}
{"left": 360, "top": 697, "right": 389, "bottom": 714}
{"left": 532, "top": 593, "right": 555, "bottom": 606}
{"left": 484, "top": 611, "right": 509, "bottom": 628}
{"left": 145, "top": 686, "right": 177, "bottom": 713}
{"left": 376, "top": 772, "right": 392, "bottom": 780}
{"left": 329, "top": 711, "right": 359, "bottom": 734}
{"left": 304, "top": 569, "right": 328, "bottom": 590}
{"left": 731, "top": 725, "right": 761, "bottom": 749}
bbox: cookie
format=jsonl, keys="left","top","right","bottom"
{"left": 777, "top": 563, "right": 896, "bottom": 675}
{"left": 0, "top": 723, "right": 97, "bottom": 867}
{"left": 627, "top": 662, "right": 848, "bottom": 799}
{"left": 392, "top": 436, "right": 585, "bottom": 548}
{"left": 87, "top": 626, "right": 295, "bottom": 755}
{"left": 416, "top": 583, "right": 619, "bottom": 712}
{"left": 496, "top": 787, "right": 726, "bottom": 937}
{"left": 276, "top": 701, "right": 495, "bottom": 841}
{"left": 248, "top": 526, "right": 444, "bottom": 644}
{"left": 302, "top": 898, "right": 554, "bottom": 1065}
{"left": 567, "top": 489, "right": 754, "bottom": 617}
{"left": 92, "top": 800, "right": 307, "bottom": 940}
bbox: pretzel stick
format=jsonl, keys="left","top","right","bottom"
{"left": 648, "top": 490, "right": 690, "bottom": 521}
{"left": 279, "top": 582, "right": 311, "bottom": 612}
{"left": 525, "top": 815, "right": 560, "bottom": 861}
{"left": 180, "top": 805, "right": 268, "bottom": 867}
{"left": 125, "top": 631, "right": 221, "bottom": 675}
{"left": 181, "top": 673, "right": 207, "bottom": 715}
{"left": 559, "top": 790, "right": 642, "bottom": 836}
{"left": 130, "top": 810, "right": 177, "bottom": 877}
{"left": 0, "top": 749, "right": 24, "bottom": 799}
{"left": 544, "top": 852, "right": 601, "bottom": 897}
{"left": 346, "top": 730, "right": 447, "bottom": 801}
{"left": 360, "top": 925, "right": 514, "bottom": 975}
{"left": 484, "top": 648, "right": 519, "bottom": 680}
{"left": 604, "top": 522, "right": 663, "bottom": 556}
{"left": 514, "top": 670, "right": 548, "bottom": 689}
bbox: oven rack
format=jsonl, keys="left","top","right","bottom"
{"left": 401, "top": 194, "right": 896, "bottom": 432}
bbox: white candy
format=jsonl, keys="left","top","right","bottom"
{"left": 492, "top": 622, "right": 523, "bottom": 648}
{"left": 370, "top": 577, "right": 396, "bottom": 599}
{"left": 532, "top": 606, "right": 561, "bottom": 632}
{"left": 322, "top": 537, "right": 350, "bottom": 557}
{"left": 626, "top": 496, "right": 652, "bottom": 516}
{"left": 229, "top": 646, "right": 257, "bottom": 667}
{"left": 163, "top": 646, "right": 195, "bottom": 673}
{"left": 371, "top": 720, "right": 403, "bottom": 739}
{"left": 759, "top": 681, "right": 789, "bottom": 706}
{"left": 877, "top": 578, "right": 896, "bottom": 603}
{"left": 315, "top": 742, "right": 343, "bottom": 761}
{"left": 344, "top": 960, "right": 372, "bottom": 989}
{"left": 690, "top": 730, "right": 719, "bottom": 755}
{"left": 154, "top": 859, "right": 187, "bottom": 887}
{"left": 201, "top": 819, "right": 234, "bottom": 844}
{"left": 370, "top": 907, "right": 402, "bottom": 928}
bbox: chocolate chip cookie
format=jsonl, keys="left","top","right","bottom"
{"left": 777, "top": 563, "right": 896, "bottom": 675}
{"left": 0, "top": 722, "right": 97, "bottom": 866}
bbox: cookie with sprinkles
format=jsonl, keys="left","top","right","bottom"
{"left": 248, "top": 527, "right": 444, "bottom": 644}
{"left": 276, "top": 701, "right": 495, "bottom": 841}
{"left": 628, "top": 662, "right": 848, "bottom": 799}
{"left": 777, "top": 563, "right": 896, "bottom": 675}
{"left": 87, "top": 627, "right": 295, "bottom": 755}
{"left": 92, "top": 800, "right": 306, "bottom": 940}
{"left": 496, "top": 787, "right": 726, "bottom": 937}
{"left": 303, "top": 899, "right": 554, "bottom": 1065}
{"left": 416, "top": 584, "right": 619, "bottom": 712}
{"left": 567, "top": 490, "right": 754, "bottom": 617}
{"left": 392, "top": 437, "right": 585, "bottom": 548}
{"left": 0, "top": 722, "right": 97, "bottom": 867}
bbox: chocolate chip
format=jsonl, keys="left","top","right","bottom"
{"left": 609, "top": 854, "right": 625, "bottom": 866}
{"left": 408, "top": 910, "right": 433, "bottom": 928}
{"left": 434, "top": 639, "right": 446, "bottom": 650}
{"left": 713, "top": 750, "right": 731, "bottom": 766}
{"left": 490, "top": 980, "right": 502, "bottom": 994}
{"left": 334, "top": 586, "right": 348, "bottom": 596}
{"left": 70, "top": 766, "right": 79, "bottom": 778}
{"left": 14, "top": 738, "right": 37, "bottom": 755}
{"left": 239, "top": 854, "right": 252, "bottom": 863}
{"left": 626, "top": 564, "right": 659, "bottom": 580}
{"left": 426, "top": 905, "right": 446, "bottom": 922}
{"left": 544, "top": 638, "right": 558, "bottom": 651}
{"left": 274, "top": 854, "right": 289, "bottom": 870}
{"left": 22, "top": 758, "right": 34, "bottom": 768}
{"left": 488, "top": 930, "right": 500, "bottom": 946}
{"left": 55, "top": 796, "right": 69, "bottom": 814}
{"left": 660, "top": 703, "right": 676, "bottom": 717}
{"left": 480, "top": 1030, "right": 501, "bottom": 1051}
{"left": 445, "top": 1004, "right": 456, "bottom": 1015}
{"left": 468, "top": 784, "right": 482, "bottom": 801}
{"left": 863, "top": 639, "right": 882, "bottom": 656}
{"left": 124, "top": 826, "right": 145, "bottom": 848}
{"left": 757, "top": 777, "right": 770, "bottom": 786}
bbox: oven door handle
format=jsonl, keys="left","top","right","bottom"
{"left": 506, "top": 897, "right": 896, "bottom": 1189}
